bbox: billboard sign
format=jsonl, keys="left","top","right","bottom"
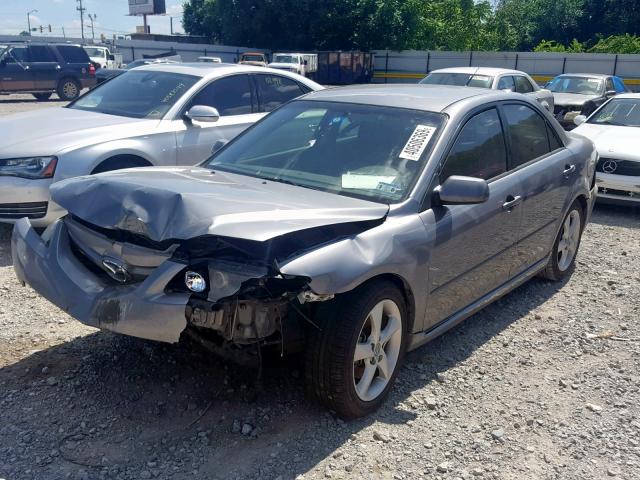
{"left": 128, "top": 0, "right": 166, "bottom": 16}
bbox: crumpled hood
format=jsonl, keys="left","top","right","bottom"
{"left": 0, "top": 107, "right": 154, "bottom": 157}
{"left": 51, "top": 167, "right": 389, "bottom": 243}
{"left": 573, "top": 123, "right": 640, "bottom": 160}
{"left": 553, "top": 92, "right": 599, "bottom": 107}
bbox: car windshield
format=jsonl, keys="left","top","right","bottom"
{"left": 588, "top": 98, "right": 640, "bottom": 127}
{"left": 204, "top": 100, "right": 444, "bottom": 204}
{"left": 547, "top": 76, "right": 603, "bottom": 95}
{"left": 242, "top": 55, "right": 264, "bottom": 62}
{"left": 274, "top": 55, "right": 298, "bottom": 64}
{"left": 84, "top": 47, "right": 105, "bottom": 57}
{"left": 69, "top": 70, "right": 199, "bottom": 119}
{"left": 420, "top": 73, "right": 493, "bottom": 89}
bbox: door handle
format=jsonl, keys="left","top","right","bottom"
{"left": 563, "top": 164, "right": 576, "bottom": 175}
{"left": 502, "top": 195, "right": 522, "bottom": 211}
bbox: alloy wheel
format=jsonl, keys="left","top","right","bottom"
{"left": 557, "top": 210, "right": 581, "bottom": 271}
{"left": 353, "top": 299, "right": 403, "bottom": 402}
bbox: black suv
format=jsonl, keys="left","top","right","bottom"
{"left": 0, "top": 43, "right": 96, "bottom": 101}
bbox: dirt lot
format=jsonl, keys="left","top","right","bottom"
{"left": 0, "top": 96, "right": 639, "bottom": 480}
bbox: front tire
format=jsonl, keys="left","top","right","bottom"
{"left": 57, "top": 78, "right": 81, "bottom": 101}
{"left": 33, "top": 92, "right": 52, "bottom": 101}
{"left": 540, "top": 201, "right": 584, "bottom": 281}
{"left": 305, "top": 280, "right": 408, "bottom": 418}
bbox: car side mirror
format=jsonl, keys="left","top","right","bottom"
{"left": 211, "top": 139, "right": 228, "bottom": 153}
{"left": 574, "top": 115, "right": 587, "bottom": 126}
{"left": 107, "top": 54, "right": 115, "bottom": 61}
{"left": 304, "top": 60, "right": 308, "bottom": 65}
{"left": 184, "top": 105, "right": 220, "bottom": 123}
{"left": 605, "top": 90, "right": 616, "bottom": 98}
{"left": 0, "top": 59, "right": 5, "bottom": 68}
{"left": 434, "top": 176, "right": 490, "bottom": 206}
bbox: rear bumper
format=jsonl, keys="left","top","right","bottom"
{"left": 12, "top": 218, "right": 190, "bottom": 343}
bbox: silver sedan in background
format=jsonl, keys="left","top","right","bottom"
{"left": 421, "top": 67, "right": 555, "bottom": 112}
{"left": 0, "top": 63, "right": 322, "bottom": 226}
{"left": 13, "top": 85, "right": 596, "bottom": 418}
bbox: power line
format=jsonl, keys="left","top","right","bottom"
{"left": 76, "top": 0, "right": 86, "bottom": 41}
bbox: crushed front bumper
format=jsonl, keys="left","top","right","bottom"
{"left": 11, "top": 218, "right": 190, "bottom": 343}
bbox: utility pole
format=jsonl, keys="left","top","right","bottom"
{"left": 88, "top": 14, "right": 96, "bottom": 41}
{"left": 27, "top": 9, "right": 38, "bottom": 36}
{"left": 62, "top": 26, "right": 66, "bottom": 39}
{"left": 170, "top": 16, "right": 173, "bottom": 35}
{"left": 76, "top": 0, "right": 86, "bottom": 41}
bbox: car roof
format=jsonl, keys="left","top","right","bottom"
{"left": 554, "top": 73, "right": 610, "bottom": 79}
{"left": 134, "top": 62, "right": 283, "bottom": 78}
{"left": 303, "top": 84, "right": 514, "bottom": 112}
{"left": 430, "top": 67, "right": 527, "bottom": 76}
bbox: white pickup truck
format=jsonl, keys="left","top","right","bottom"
{"left": 83, "top": 46, "right": 122, "bottom": 69}
{"left": 268, "top": 53, "right": 318, "bottom": 77}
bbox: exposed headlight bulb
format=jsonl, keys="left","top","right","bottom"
{"left": 185, "top": 271, "right": 207, "bottom": 293}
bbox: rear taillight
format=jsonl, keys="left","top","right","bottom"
{"left": 88, "top": 64, "right": 96, "bottom": 76}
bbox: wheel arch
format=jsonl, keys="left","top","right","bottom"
{"left": 345, "top": 273, "right": 417, "bottom": 334}
{"left": 90, "top": 154, "right": 153, "bottom": 174}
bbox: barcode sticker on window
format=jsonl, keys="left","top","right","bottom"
{"left": 399, "top": 125, "right": 436, "bottom": 161}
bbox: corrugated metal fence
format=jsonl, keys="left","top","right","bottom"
{"left": 372, "top": 50, "right": 640, "bottom": 90}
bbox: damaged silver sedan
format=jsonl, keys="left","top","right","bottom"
{"left": 12, "top": 85, "right": 597, "bottom": 418}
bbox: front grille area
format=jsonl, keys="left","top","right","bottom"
{"left": 0, "top": 202, "right": 48, "bottom": 220}
{"left": 598, "top": 187, "right": 639, "bottom": 199}
{"left": 596, "top": 158, "right": 640, "bottom": 177}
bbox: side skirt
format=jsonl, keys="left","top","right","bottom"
{"left": 408, "top": 256, "right": 549, "bottom": 352}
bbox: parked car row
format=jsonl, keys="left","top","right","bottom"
{"left": 3, "top": 57, "right": 601, "bottom": 417}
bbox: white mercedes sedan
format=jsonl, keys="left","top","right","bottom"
{"left": 0, "top": 63, "right": 322, "bottom": 226}
{"left": 420, "top": 67, "right": 554, "bottom": 112}
{"left": 573, "top": 93, "right": 640, "bottom": 205}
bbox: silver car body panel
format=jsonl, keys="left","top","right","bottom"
{"left": 0, "top": 63, "right": 323, "bottom": 226}
{"left": 12, "top": 85, "right": 597, "bottom": 346}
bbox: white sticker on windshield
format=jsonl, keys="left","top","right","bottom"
{"left": 399, "top": 125, "right": 436, "bottom": 161}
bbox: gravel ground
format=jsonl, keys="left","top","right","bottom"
{"left": 0, "top": 95, "right": 639, "bottom": 480}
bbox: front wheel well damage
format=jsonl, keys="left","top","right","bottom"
{"left": 328, "top": 273, "right": 416, "bottom": 333}
{"left": 91, "top": 154, "right": 152, "bottom": 175}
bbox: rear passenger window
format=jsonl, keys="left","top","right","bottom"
{"left": 440, "top": 108, "right": 507, "bottom": 182}
{"left": 190, "top": 74, "right": 253, "bottom": 116}
{"left": 503, "top": 104, "right": 550, "bottom": 167}
{"left": 255, "top": 75, "right": 305, "bottom": 112}
{"left": 56, "top": 46, "right": 89, "bottom": 64}
{"left": 514, "top": 76, "right": 534, "bottom": 93}
{"left": 497, "top": 76, "right": 515, "bottom": 91}
{"left": 29, "top": 46, "right": 56, "bottom": 62}
{"left": 605, "top": 78, "right": 614, "bottom": 92}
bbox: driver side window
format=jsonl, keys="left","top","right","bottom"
{"left": 440, "top": 108, "right": 507, "bottom": 182}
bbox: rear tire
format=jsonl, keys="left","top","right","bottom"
{"left": 57, "top": 78, "right": 81, "bottom": 101}
{"left": 33, "top": 92, "right": 52, "bottom": 101}
{"left": 540, "top": 201, "right": 584, "bottom": 281}
{"left": 305, "top": 280, "right": 408, "bottom": 418}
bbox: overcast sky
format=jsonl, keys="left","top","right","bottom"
{"left": 0, "top": 0, "right": 186, "bottom": 39}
